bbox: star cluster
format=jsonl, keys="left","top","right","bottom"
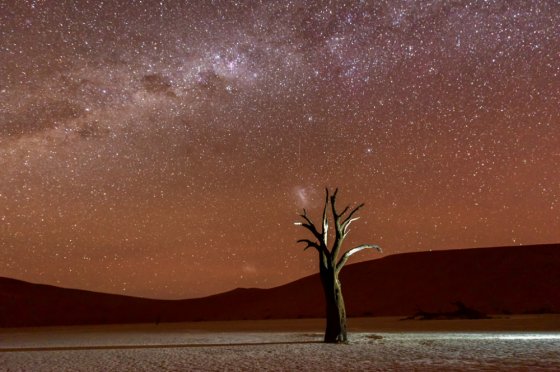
{"left": 1, "top": 0, "right": 559, "bottom": 298}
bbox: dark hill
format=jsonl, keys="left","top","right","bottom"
{"left": 1, "top": 244, "right": 559, "bottom": 327}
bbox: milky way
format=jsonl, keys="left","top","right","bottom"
{"left": 1, "top": 0, "right": 559, "bottom": 298}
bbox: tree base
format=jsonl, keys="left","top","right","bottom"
{"left": 323, "top": 339, "right": 349, "bottom": 344}
{"left": 323, "top": 331, "right": 348, "bottom": 344}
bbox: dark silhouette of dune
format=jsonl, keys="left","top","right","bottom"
{"left": 1, "top": 244, "right": 559, "bottom": 327}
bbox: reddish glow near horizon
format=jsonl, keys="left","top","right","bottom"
{"left": 0, "top": 1, "right": 559, "bottom": 299}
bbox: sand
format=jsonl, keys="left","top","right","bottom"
{"left": 1, "top": 316, "right": 560, "bottom": 371}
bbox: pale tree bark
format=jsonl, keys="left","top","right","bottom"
{"left": 295, "top": 188, "right": 381, "bottom": 343}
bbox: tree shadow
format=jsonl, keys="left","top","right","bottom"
{"left": 0, "top": 341, "right": 324, "bottom": 353}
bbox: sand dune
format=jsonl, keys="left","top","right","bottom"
{"left": 1, "top": 244, "right": 559, "bottom": 327}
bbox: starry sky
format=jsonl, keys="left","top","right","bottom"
{"left": 1, "top": 0, "right": 559, "bottom": 299}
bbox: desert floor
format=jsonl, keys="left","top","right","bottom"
{"left": 1, "top": 315, "right": 560, "bottom": 371}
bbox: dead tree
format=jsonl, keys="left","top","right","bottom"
{"left": 295, "top": 188, "right": 381, "bottom": 343}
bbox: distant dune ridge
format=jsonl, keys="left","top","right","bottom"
{"left": 1, "top": 244, "right": 559, "bottom": 328}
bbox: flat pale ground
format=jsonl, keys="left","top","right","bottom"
{"left": 1, "top": 315, "right": 560, "bottom": 371}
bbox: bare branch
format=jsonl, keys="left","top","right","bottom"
{"left": 336, "top": 244, "right": 382, "bottom": 272}
{"left": 329, "top": 189, "right": 347, "bottom": 260}
{"left": 342, "top": 203, "right": 365, "bottom": 226}
{"left": 298, "top": 223, "right": 323, "bottom": 242}
{"left": 329, "top": 193, "right": 340, "bottom": 220}
{"left": 339, "top": 205, "right": 350, "bottom": 217}
{"left": 297, "top": 239, "right": 320, "bottom": 252}
{"left": 296, "top": 209, "right": 323, "bottom": 242}
{"left": 329, "top": 188, "right": 348, "bottom": 220}
{"left": 329, "top": 199, "right": 340, "bottom": 260}
{"left": 300, "top": 208, "right": 311, "bottom": 223}
{"left": 342, "top": 217, "right": 360, "bottom": 235}
{"left": 322, "top": 188, "right": 329, "bottom": 246}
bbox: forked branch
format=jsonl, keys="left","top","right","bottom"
{"left": 342, "top": 217, "right": 360, "bottom": 235}
{"left": 342, "top": 203, "right": 364, "bottom": 227}
{"left": 297, "top": 239, "right": 320, "bottom": 252}
{"left": 295, "top": 209, "right": 323, "bottom": 242}
{"left": 330, "top": 191, "right": 366, "bottom": 260}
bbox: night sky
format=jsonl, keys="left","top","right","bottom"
{"left": 1, "top": 0, "right": 559, "bottom": 299}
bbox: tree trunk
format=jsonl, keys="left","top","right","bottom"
{"left": 296, "top": 189, "right": 381, "bottom": 343}
{"left": 320, "top": 267, "right": 347, "bottom": 343}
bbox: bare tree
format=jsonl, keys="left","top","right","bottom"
{"left": 295, "top": 188, "right": 381, "bottom": 343}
